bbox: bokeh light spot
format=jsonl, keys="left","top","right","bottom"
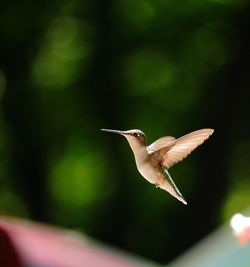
{"left": 0, "top": 190, "right": 29, "bottom": 217}
{"left": 223, "top": 186, "right": 250, "bottom": 222}
{"left": 125, "top": 48, "right": 175, "bottom": 96}
{"left": 113, "top": 0, "right": 156, "bottom": 31}
{"left": 32, "top": 16, "right": 91, "bottom": 89}
{"left": 181, "top": 21, "right": 238, "bottom": 76}
{"left": 49, "top": 140, "right": 106, "bottom": 209}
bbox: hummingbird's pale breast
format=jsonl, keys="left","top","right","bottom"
{"left": 136, "top": 159, "right": 164, "bottom": 184}
{"left": 136, "top": 157, "right": 186, "bottom": 204}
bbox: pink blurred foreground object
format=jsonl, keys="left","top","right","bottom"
{"left": 239, "top": 226, "right": 250, "bottom": 246}
{"left": 0, "top": 216, "right": 151, "bottom": 267}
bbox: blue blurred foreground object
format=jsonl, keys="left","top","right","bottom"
{"left": 169, "top": 212, "right": 250, "bottom": 267}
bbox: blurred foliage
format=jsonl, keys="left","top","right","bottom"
{"left": 0, "top": 0, "right": 250, "bottom": 264}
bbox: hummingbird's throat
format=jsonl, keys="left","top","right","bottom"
{"left": 124, "top": 136, "right": 147, "bottom": 162}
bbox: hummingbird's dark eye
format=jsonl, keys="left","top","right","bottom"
{"left": 133, "top": 133, "right": 139, "bottom": 137}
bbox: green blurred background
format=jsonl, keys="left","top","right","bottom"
{"left": 0, "top": 0, "right": 250, "bottom": 264}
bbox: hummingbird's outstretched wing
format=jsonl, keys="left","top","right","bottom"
{"left": 148, "top": 129, "right": 214, "bottom": 169}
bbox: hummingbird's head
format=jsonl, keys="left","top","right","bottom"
{"left": 122, "top": 129, "right": 146, "bottom": 145}
{"left": 101, "top": 129, "right": 147, "bottom": 153}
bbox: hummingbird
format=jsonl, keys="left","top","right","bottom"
{"left": 101, "top": 128, "right": 214, "bottom": 205}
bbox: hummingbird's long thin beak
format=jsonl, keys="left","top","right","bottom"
{"left": 101, "top": 129, "right": 125, "bottom": 135}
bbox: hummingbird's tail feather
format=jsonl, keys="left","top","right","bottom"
{"left": 159, "top": 169, "right": 187, "bottom": 205}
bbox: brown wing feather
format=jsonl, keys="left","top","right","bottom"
{"left": 151, "top": 129, "right": 214, "bottom": 169}
{"left": 147, "top": 136, "right": 176, "bottom": 153}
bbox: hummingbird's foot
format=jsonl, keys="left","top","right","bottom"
{"left": 155, "top": 184, "right": 160, "bottom": 188}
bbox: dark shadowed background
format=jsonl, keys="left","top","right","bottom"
{"left": 0, "top": 0, "right": 250, "bottom": 264}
